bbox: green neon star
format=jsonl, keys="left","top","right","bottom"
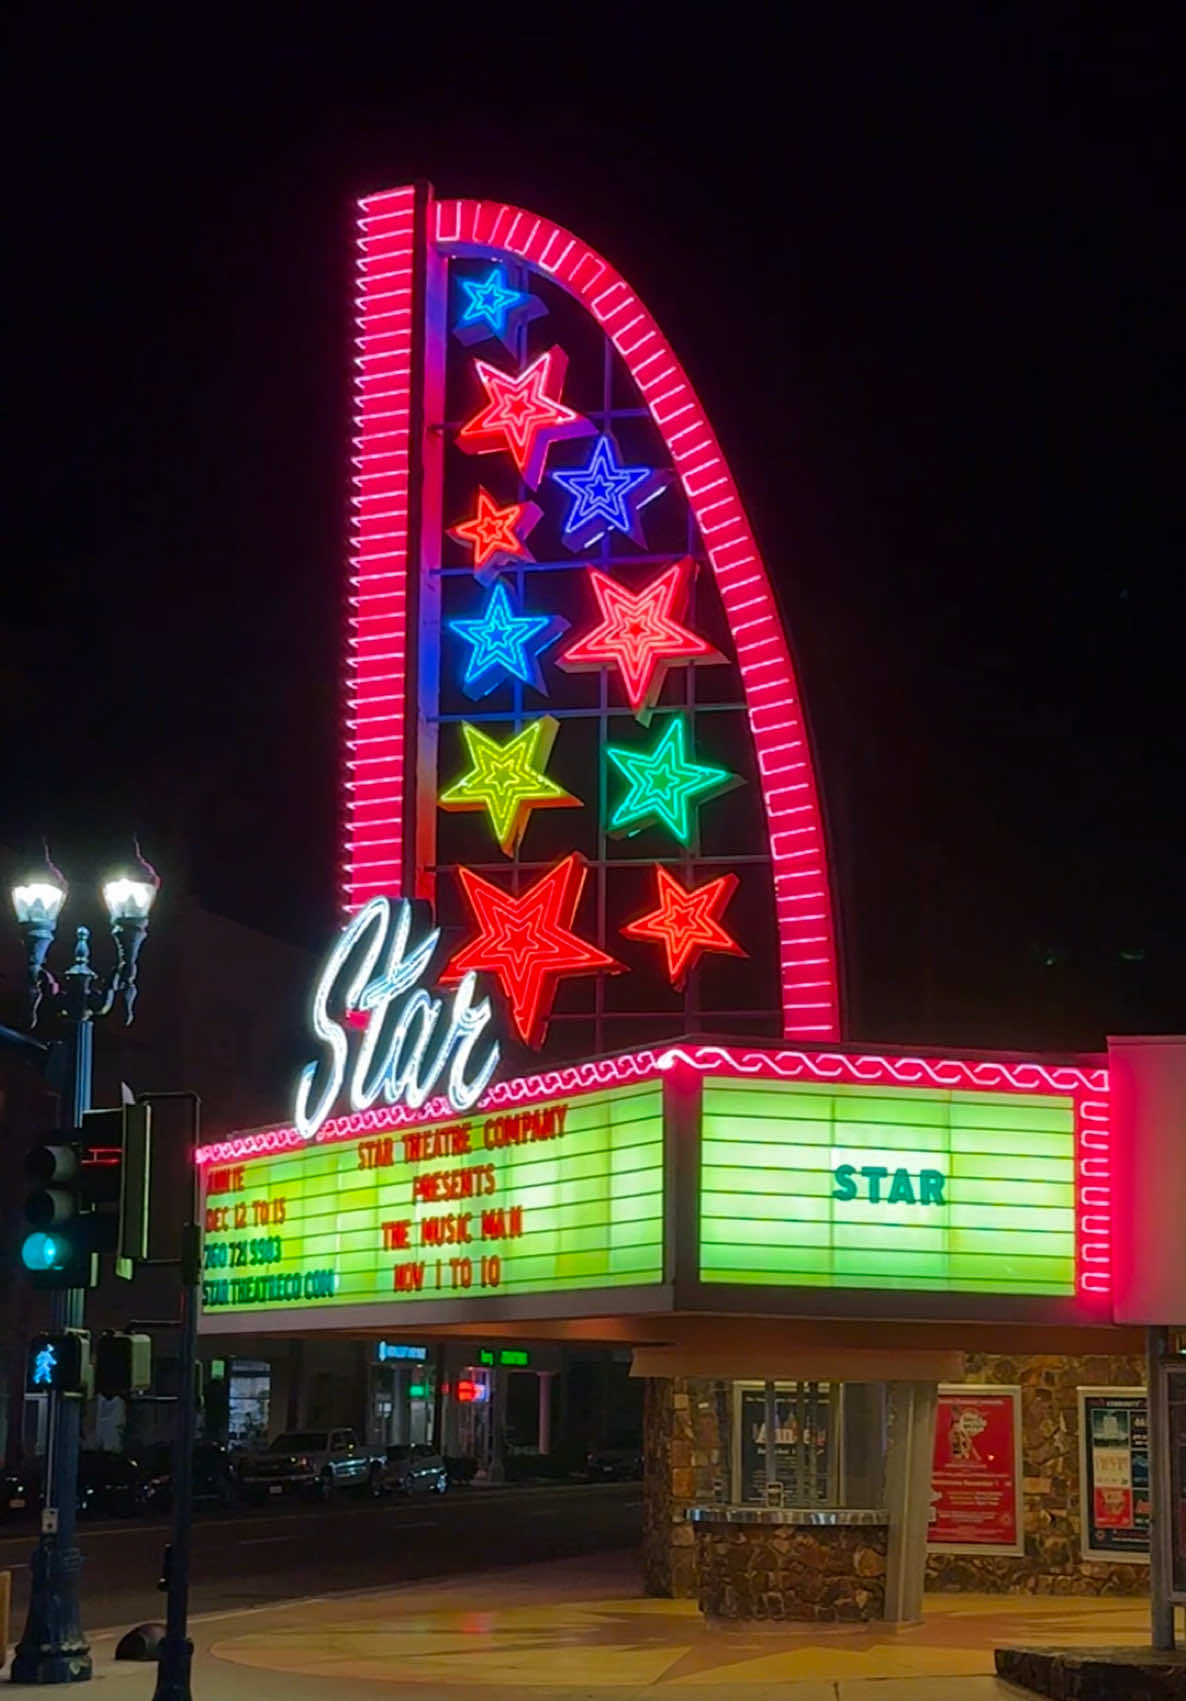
{"left": 439, "top": 717, "right": 580, "bottom": 855}
{"left": 606, "top": 715, "right": 740, "bottom": 842}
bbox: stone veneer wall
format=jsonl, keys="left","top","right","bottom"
{"left": 644, "top": 1354, "right": 1150, "bottom": 1602}
{"left": 925, "top": 1352, "right": 1149, "bottom": 1596}
{"left": 643, "top": 1377, "right": 723, "bottom": 1597}
{"left": 696, "top": 1522, "right": 888, "bottom": 1622}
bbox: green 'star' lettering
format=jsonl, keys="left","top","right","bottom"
{"left": 832, "top": 1164, "right": 946, "bottom": 1205}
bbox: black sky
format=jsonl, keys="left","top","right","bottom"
{"left": 0, "top": 8, "right": 1180, "bottom": 1052}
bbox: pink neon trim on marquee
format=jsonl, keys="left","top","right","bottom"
{"left": 197, "top": 1041, "right": 1109, "bottom": 1302}
{"left": 342, "top": 186, "right": 841, "bottom": 1039}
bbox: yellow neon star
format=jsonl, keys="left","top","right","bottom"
{"left": 438, "top": 717, "right": 580, "bottom": 855}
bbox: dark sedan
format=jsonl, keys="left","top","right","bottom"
{"left": 585, "top": 1436, "right": 643, "bottom": 1481}
{"left": 139, "top": 1442, "right": 239, "bottom": 1513}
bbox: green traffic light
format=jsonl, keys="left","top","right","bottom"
{"left": 21, "top": 1231, "right": 64, "bottom": 1272}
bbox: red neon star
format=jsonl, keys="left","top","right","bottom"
{"left": 448, "top": 487, "right": 541, "bottom": 579}
{"left": 622, "top": 865, "right": 746, "bottom": 988}
{"left": 440, "top": 852, "right": 623, "bottom": 1047}
{"left": 557, "top": 557, "right": 722, "bottom": 719}
{"left": 456, "top": 347, "right": 593, "bottom": 489}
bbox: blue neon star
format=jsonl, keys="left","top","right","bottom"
{"left": 551, "top": 435, "right": 663, "bottom": 548}
{"left": 453, "top": 265, "right": 545, "bottom": 350}
{"left": 448, "top": 580, "right": 569, "bottom": 699}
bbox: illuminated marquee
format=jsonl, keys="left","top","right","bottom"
{"left": 699, "top": 1074, "right": 1080, "bottom": 1296}
{"left": 202, "top": 1080, "right": 664, "bottom": 1316}
{"left": 200, "top": 1042, "right": 1111, "bottom": 1322}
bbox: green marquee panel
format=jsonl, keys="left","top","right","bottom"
{"left": 698, "top": 1076, "right": 1076, "bottom": 1297}
{"left": 201, "top": 1081, "right": 664, "bottom": 1316}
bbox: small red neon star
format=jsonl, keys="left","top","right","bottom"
{"left": 448, "top": 487, "right": 541, "bottom": 579}
{"left": 557, "top": 557, "right": 722, "bottom": 719}
{"left": 456, "top": 347, "right": 593, "bottom": 489}
{"left": 622, "top": 865, "right": 746, "bottom": 988}
{"left": 440, "top": 852, "right": 623, "bottom": 1047}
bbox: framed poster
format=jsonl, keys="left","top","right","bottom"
{"left": 1078, "top": 1386, "right": 1149, "bottom": 1562}
{"left": 731, "top": 1382, "right": 838, "bottom": 1506}
{"left": 928, "top": 1385, "right": 1024, "bottom": 1555}
{"left": 1168, "top": 1367, "right": 1186, "bottom": 1602}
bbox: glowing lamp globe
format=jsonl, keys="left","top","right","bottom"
{"left": 11, "top": 878, "right": 66, "bottom": 928}
{"left": 102, "top": 874, "right": 158, "bottom": 923}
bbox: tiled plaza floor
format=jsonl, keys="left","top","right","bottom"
{"left": 81, "top": 1550, "right": 1165, "bottom": 1701}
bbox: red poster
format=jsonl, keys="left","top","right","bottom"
{"left": 929, "top": 1389, "right": 1021, "bottom": 1551}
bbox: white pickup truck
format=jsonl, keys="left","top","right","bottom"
{"left": 239, "top": 1428, "right": 384, "bottom": 1502}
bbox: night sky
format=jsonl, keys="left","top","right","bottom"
{"left": 0, "top": 11, "right": 1179, "bottom": 1052}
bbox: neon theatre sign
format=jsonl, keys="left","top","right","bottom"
{"left": 294, "top": 896, "right": 501, "bottom": 1139}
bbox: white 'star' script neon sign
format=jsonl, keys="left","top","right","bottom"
{"left": 295, "top": 897, "right": 500, "bottom": 1139}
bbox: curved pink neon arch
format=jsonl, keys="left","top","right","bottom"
{"left": 436, "top": 198, "right": 840, "bottom": 1039}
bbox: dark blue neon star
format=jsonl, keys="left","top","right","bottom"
{"left": 448, "top": 579, "right": 569, "bottom": 699}
{"left": 551, "top": 434, "right": 667, "bottom": 549}
{"left": 453, "top": 264, "right": 546, "bottom": 352}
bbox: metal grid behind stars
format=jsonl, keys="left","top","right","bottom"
{"left": 424, "top": 260, "right": 780, "bottom": 1061}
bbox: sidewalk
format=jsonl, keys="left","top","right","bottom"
{"left": 81, "top": 1549, "right": 1155, "bottom": 1701}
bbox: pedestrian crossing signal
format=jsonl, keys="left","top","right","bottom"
{"left": 25, "top": 1332, "right": 90, "bottom": 1396}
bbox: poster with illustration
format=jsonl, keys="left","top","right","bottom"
{"left": 1079, "top": 1388, "right": 1149, "bottom": 1561}
{"left": 929, "top": 1387, "right": 1023, "bottom": 1555}
{"left": 736, "top": 1384, "right": 832, "bottom": 1505}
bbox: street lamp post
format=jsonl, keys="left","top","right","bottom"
{"left": 8, "top": 845, "right": 158, "bottom": 1687}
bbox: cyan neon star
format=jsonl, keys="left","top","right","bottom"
{"left": 453, "top": 264, "right": 546, "bottom": 351}
{"left": 606, "top": 714, "right": 741, "bottom": 843}
{"left": 552, "top": 433, "right": 667, "bottom": 549}
{"left": 448, "top": 579, "right": 569, "bottom": 699}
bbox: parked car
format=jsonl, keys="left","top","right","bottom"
{"left": 77, "top": 1450, "right": 152, "bottom": 1516}
{"left": 383, "top": 1444, "right": 448, "bottom": 1495}
{"left": 444, "top": 1454, "right": 479, "bottom": 1485}
{"left": 585, "top": 1435, "right": 643, "bottom": 1481}
{"left": 140, "top": 1442, "right": 239, "bottom": 1513}
{"left": 1, "top": 1450, "right": 169, "bottom": 1519}
{"left": 239, "top": 1428, "right": 383, "bottom": 1501}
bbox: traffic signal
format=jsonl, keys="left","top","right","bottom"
{"left": 80, "top": 1104, "right": 152, "bottom": 1269}
{"left": 94, "top": 1332, "right": 152, "bottom": 1399}
{"left": 21, "top": 1138, "right": 96, "bottom": 1289}
{"left": 21, "top": 1105, "right": 152, "bottom": 1287}
{"left": 26, "top": 1331, "right": 91, "bottom": 1396}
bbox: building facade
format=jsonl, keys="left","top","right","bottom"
{"left": 192, "top": 183, "right": 1182, "bottom": 1620}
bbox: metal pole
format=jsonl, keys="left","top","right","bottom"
{"left": 153, "top": 1093, "right": 202, "bottom": 1701}
{"left": 1148, "top": 1326, "right": 1175, "bottom": 1651}
{"left": 12, "top": 957, "right": 93, "bottom": 1685}
{"left": 487, "top": 1368, "right": 506, "bottom": 1484}
{"left": 763, "top": 1380, "right": 778, "bottom": 1498}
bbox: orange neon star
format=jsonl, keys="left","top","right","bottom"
{"left": 448, "top": 487, "right": 541, "bottom": 579}
{"left": 439, "top": 852, "right": 622, "bottom": 1047}
{"left": 456, "top": 347, "right": 593, "bottom": 488}
{"left": 622, "top": 865, "right": 746, "bottom": 988}
{"left": 557, "top": 557, "right": 723, "bottom": 720}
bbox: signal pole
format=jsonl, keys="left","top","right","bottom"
{"left": 9, "top": 851, "right": 158, "bottom": 1685}
{"left": 12, "top": 936, "right": 96, "bottom": 1684}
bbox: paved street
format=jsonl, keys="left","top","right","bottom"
{"left": 0, "top": 1481, "right": 640, "bottom": 1635}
